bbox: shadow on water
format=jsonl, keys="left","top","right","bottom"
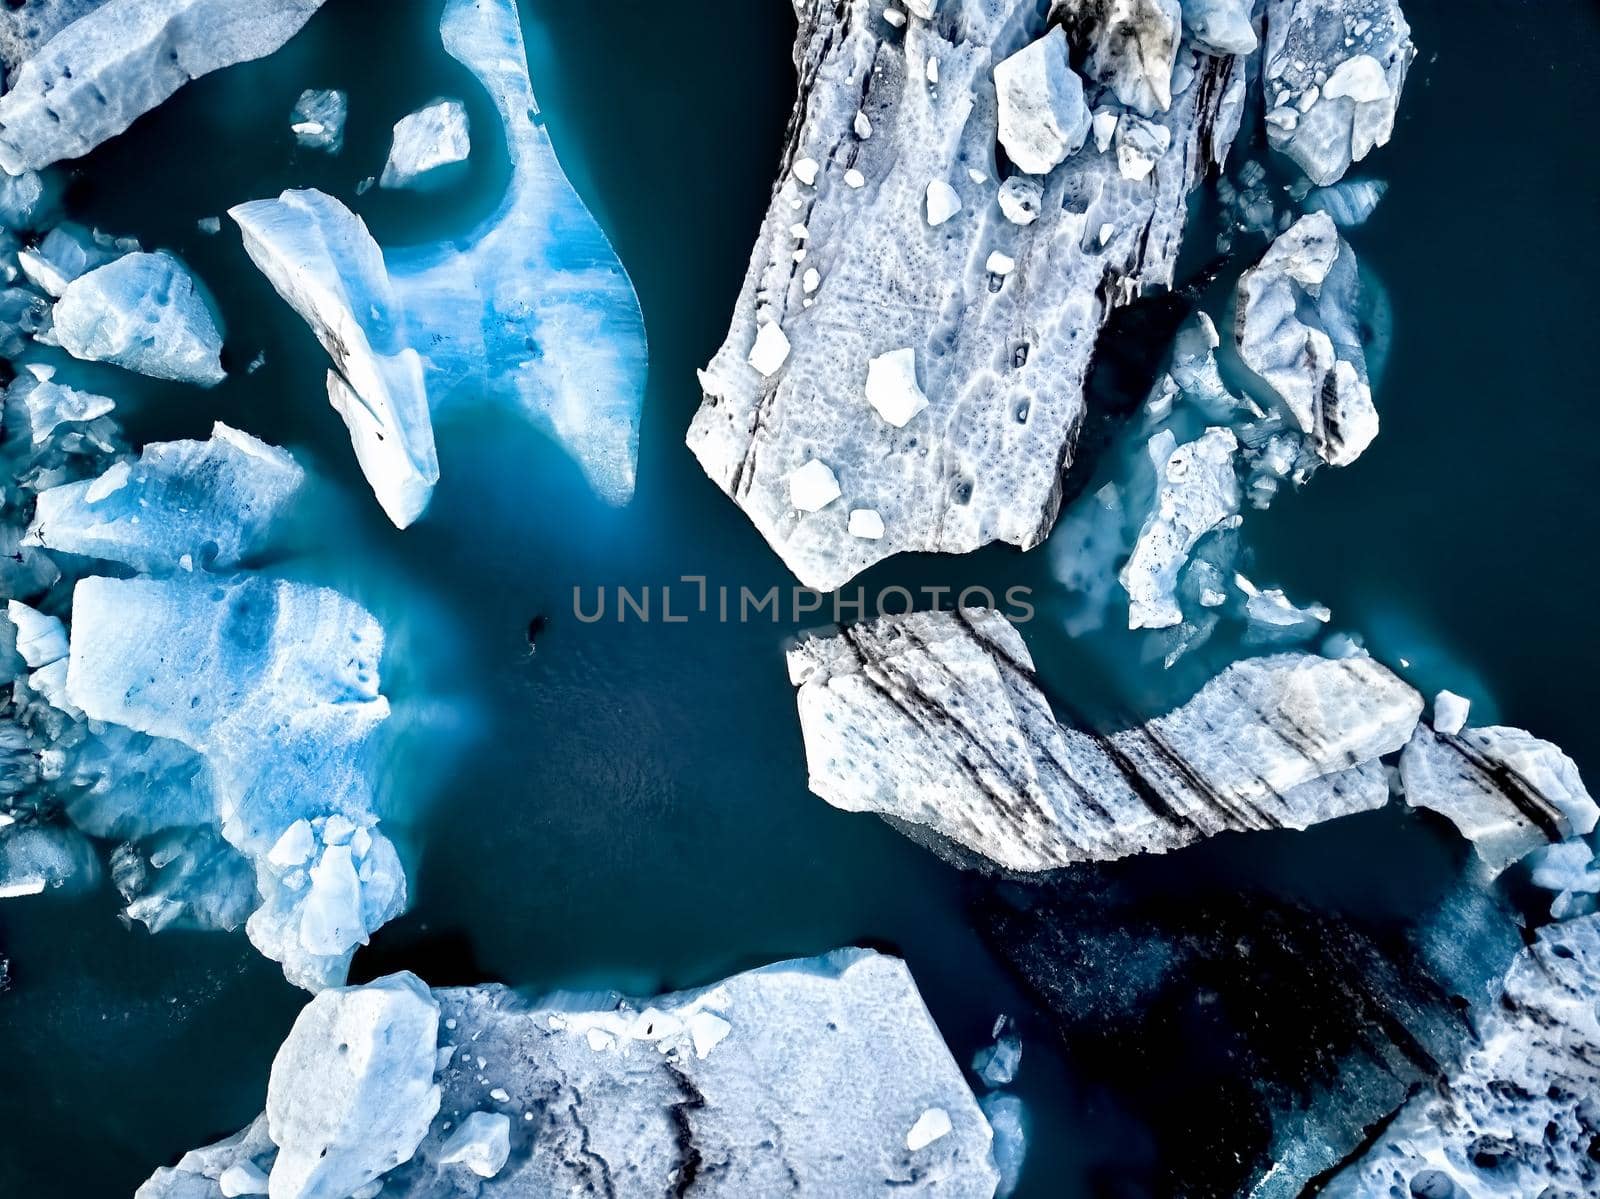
{"left": 1, "top": 1, "right": 1598, "bottom": 1196}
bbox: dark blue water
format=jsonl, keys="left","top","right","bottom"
{"left": 1, "top": 1, "right": 1596, "bottom": 1195}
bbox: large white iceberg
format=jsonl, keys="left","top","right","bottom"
{"left": 27, "top": 422, "right": 305, "bottom": 573}
{"left": 0, "top": 0, "right": 330, "bottom": 173}
{"left": 139, "top": 951, "right": 1000, "bottom": 1197}
{"left": 789, "top": 609, "right": 1420, "bottom": 871}
{"left": 231, "top": 189, "right": 438, "bottom": 529}
{"left": 52, "top": 251, "right": 226, "bottom": 386}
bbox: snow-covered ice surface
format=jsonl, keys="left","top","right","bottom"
{"left": 0, "top": 0, "right": 330, "bottom": 173}
{"left": 1323, "top": 914, "right": 1600, "bottom": 1199}
{"left": 688, "top": 0, "right": 1248, "bottom": 590}
{"left": 52, "top": 251, "right": 227, "bottom": 386}
{"left": 387, "top": 0, "right": 647, "bottom": 507}
{"left": 788, "top": 608, "right": 1420, "bottom": 872}
{"left": 139, "top": 951, "right": 1001, "bottom": 1198}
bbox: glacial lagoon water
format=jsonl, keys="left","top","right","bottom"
{"left": 1, "top": 0, "right": 1598, "bottom": 1194}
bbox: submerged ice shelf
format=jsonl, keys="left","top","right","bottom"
{"left": 140, "top": 951, "right": 1004, "bottom": 1198}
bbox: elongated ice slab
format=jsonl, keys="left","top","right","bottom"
{"left": 27, "top": 422, "right": 304, "bottom": 573}
{"left": 52, "top": 251, "right": 226, "bottom": 386}
{"left": 231, "top": 189, "right": 438, "bottom": 529}
{"left": 140, "top": 951, "right": 999, "bottom": 1197}
{"left": 388, "top": 0, "right": 647, "bottom": 507}
{"left": 789, "top": 608, "right": 1420, "bottom": 871}
{"left": 0, "top": 0, "right": 330, "bottom": 173}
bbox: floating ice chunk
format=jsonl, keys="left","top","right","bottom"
{"left": 1236, "top": 213, "right": 1376, "bottom": 466}
{"left": 6, "top": 600, "right": 68, "bottom": 668}
{"left": 790, "top": 612, "right": 1420, "bottom": 871}
{"left": 268, "top": 820, "right": 316, "bottom": 868}
{"left": 1115, "top": 115, "right": 1172, "bottom": 182}
{"left": 231, "top": 189, "right": 438, "bottom": 528}
{"left": 788, "top": 460, "right": 841, "bottom": 512}
{"left": 905, "top": 0, "right": 939, "bottom": 17}
{"left": 1183, "top": 0, "right": 1258, "bottom": 55}
{"left": 299, "top": 843, "right": 365, "bottom": 956}
{"left": 0, "top": 824, "right": 98, "bottom": 898}
{"left": 380, "top": 99, "right": 471, "bottom": 189}
{"left": 1120, "top": 428, "right": 1239, "bottom": 630}
{"left": 980, "top": 1094, "right": 1028, "bottom": 1198}
{"left": 266, "top": 972, "right": 441, "bottom": 1199}
{"left": 437, "top": 1111, "right": 511, "bottom": 1178}
{"left": 748, "top": 320, "right": 791, "bottom": 377}
{"left": 843, "top": 167, "right": 866, "bottom": 188}
{"left": 925, "top": 179, "right": 962, "bottom": 225}
{"left": 793, "top": 156, "right": 819, "bottom": 185}
{"left": 854, "top": 110, "right": 873, "bottom": 139}
{"left": 0, "top": 0, "right": 331, "bottom": 173}
{"left": 291, "top": 88, "right": 348, "bottom": 153}
{"left": 993, "top": 29, "right": 1091, "bottom": 175}
{"left": 387, "top": 0, "right": 647, "bottom": 508}
{"left": 972, "top": 1019, "right": 1021, "bottom": 1087}
{"left": 1529, "top": 841, "right": 1599, "bottom": 895}
{"left": 848, "top": 509, "right": 885, "bottom": 540}
{"left": 883, "top": 7, "right": 907, "bottom": 27}
{"left": 1058, "top": 0, "right": 1182, "bottom": 117}
{"left": 986, "top": 251, "right": 1015, "bottom": 275}
{"left": 1400, "top": 723, "right": 1598, "bottom": 874}
{"left": 218, "top": 1160, "right": 269, "bottom": 1196}
{"left": 142, "top": 950, "right": 997, "bottom": 1198}
{"left": 1432, "top": 689, "right": 1470, "bottom": 736}
{"left": 27, "top": 423, "right": 304, "bottom": 573}
{"left": 53, "top": 252, "right": 226, "bottom": 386}
{"left": 1263, "top": 0, "right": 1415, "bottom": 185}
{"left": 865, "top": 347, "right": 929, "bottom": 427}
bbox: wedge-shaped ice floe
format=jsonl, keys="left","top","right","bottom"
{"left": 1236, "top": 212, "right": 1376, "bottom": 467}
{"left": 27, "top": 422, "right": 304, "bottom": 573}
{"left": 1400, "top": 721, "right": 1599, "bottom": 875}
{"left": 380, "top": 99, "right": 470, "bottom": 190}
{"left": 0, "top": 0, "right": 330, "bottom": 174}
{"left": 65, "top": 574, "right": 402, "bottom": 988}
{"left": 231, "top": 188, "right": 438, "bottom": 529}
{"left": 788, "top": 608, "right": 1421, "bottom": 871}
{"left": 1324, "top": 914, "right": 1600, "bottom": 1199}
{"left": 387, "top": 0, "right": 647, "bottom": 507}
{"left": 52, "top": 251, "right": 226, "bottom": 386}
{"left": 139, "top": 951, "right": 1000, "bottom": 1198}
{"left": 1263, "top": 0, "right": 1415, "bottom": 186}
{"left": 689, "top": 0, "right": 1249, "bottom": 590}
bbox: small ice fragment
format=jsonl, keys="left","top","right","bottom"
{"left": 488, "top": 1087, "right": 510, "bottom": 1102}
{"left": 883, "top": 8, "right": 907, "bottom": 28}
{"left": 865, "top": 348, "right": 929, "bottom": 427}
{"left": 844, "top": 169, "right": 866, "bottom": 188}
{"left": 438, "top": 1111, "right": 511, "bottom": 1179}
{"left": 197, "top": 217, "right": 222, "bottom": 235}
{"left": 926, "top": 180, "right": 962, "bottom": 226}
{"left": 380, "top": 99, "right": 471, "bottom": 189}
{"left": 794, "top": 157, "right": 819, "bottom": 186}
{"left": 268, "top": 821, "right": 316, "bottom": 868}
{"left": 986, "top": 251, "right": 1015, "bottom": 275}
{"left": 789, "top": 460, "right": 842, "bottom": 512}
{"left": 906, "top": 1107, "right": 953, "bottom": 1151}
{"left": 748, "top": 321, "right": 791, "bottom": 377}
{"left": 998, "top": 177, "right": 1042, "bottom": 225}
{"left": 219, "top": 1161, "right": 270, "bottom": 1197}
{"left": 848, "top": 509, "right": 885, "bottom": 540}
{"left": 1433, "top": 690, "right": 1470, "bottom": 736}
{"left": 802, "top": 268, "right": 821, "bottom": 293}
{"left": 854, "top": 111, "right": 873, "bottom": 139}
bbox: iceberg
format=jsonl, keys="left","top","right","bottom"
{"left": 231, "top": 189, "right": 438, "bottom": 529}
{"left": 1263, "top": 0, "right": 1415, "bottom": 186}
{"left": 1323, "top": 915, "right": 1600, "bottom": 1199}
{"left": 387, "top": 0, "right": 647, "bottom": 508}
{"left": 788, "top": 608, "right": 1420, "bottom": 871}
{"left": 1400, "top": 721, "right": 1599, "bottom": 874}
{"left": 1056, "top": 0, "right": 1183, "bottom": 117}
{"left": 0, "top": 0, "right": 330, "bottom": 174}
{"left": 27, "top": 422, "right": 305, "bottom": 573}
{"left": 290, "top": 88, "right": 347, "bottom": 153}
{"left": 52, "top": 251, "right": 226, "bottom": 386}
{"left": 139, "top": 951, "right": 999, "bottom": 1198}
{"left": 65, "top": 573, "right": 402, "bottom": 988}
{"left": 379, "top": 99, "right": 470, "bottom": 190}
{"left": 688, "top": 0, "right": 1249, "bottom": 590}
{"left": 0, "top": 822, "right": 99, "bottom": 898}
{"left": 1236, "top": 212, "right": 1377, "bottom": 467}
